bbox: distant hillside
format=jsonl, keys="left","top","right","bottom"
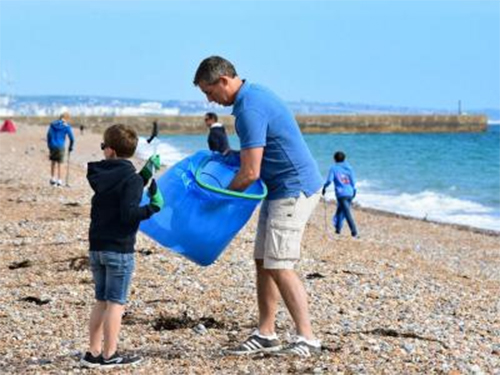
{"left": 0, "top": 94, "right": 498, "bottom": 121}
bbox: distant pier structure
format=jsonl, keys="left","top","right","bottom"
{"left": 1, "top": 114, "right": 488, "bottom": 134}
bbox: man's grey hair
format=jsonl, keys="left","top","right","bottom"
{"left": 193, "top": 56, "right": 238, "bottom": 86}
{"left": 60, "top": 112, "right": 70, "bottom": 120}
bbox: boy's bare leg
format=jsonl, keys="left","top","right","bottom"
{"left": 256, "top": 260, "right": 281, "bottom": 336}
{"left": 268, "top": 269, "right": 314, "bottom": 340}
{"left": 102, "top": 302, "right": 125, "bottom": 359}
{"left": 56, "top": 162, "right": 61, "bottom": 181}
{"left": 50, "top": 161, "right": 56, "bottom": 179}
{"left": 89, "top": 301, "right": 107, "bottom": 356}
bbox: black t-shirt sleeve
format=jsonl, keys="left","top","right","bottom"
{"left": 207, "top": 131, "right": 217, "bottom": 151}
{"left": 119, "top": 175, "right": 155, "bottom": 225}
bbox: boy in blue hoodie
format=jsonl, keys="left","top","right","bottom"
{"left": 46, "top": 112, "right": 75, "bottom": 186}
{"left": 81, "top": 124, "right": 163, "bottom": 369}
{"left": 322, "top": 151, "right": 358, "bottom": 237}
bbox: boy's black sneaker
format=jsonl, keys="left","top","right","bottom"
{"left": 80, "top": 352, "right": 102, "bottom": 368}
{"left": 225, "top": 330, "right": 282, "bottom": 355}
{"left": 101, "top": 352, "right": 142, "bottom": 368}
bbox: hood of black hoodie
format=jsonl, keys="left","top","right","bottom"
{"left": 87, "top": 159, "right": 137, "bottom": 194}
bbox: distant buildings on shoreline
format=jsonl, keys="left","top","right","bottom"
{"left": 0, "top": 94, "right": 498, "bottom": 122}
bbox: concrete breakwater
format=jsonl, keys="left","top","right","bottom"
{"left": 3, "top": 114, "right": 487, "bottom": 134}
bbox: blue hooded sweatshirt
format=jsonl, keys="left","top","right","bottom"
{"left": 324, "top": 162, "right": 356, "bottom": 198}
{"left": 47, "top": 120, "right": 75, "bottom": 150}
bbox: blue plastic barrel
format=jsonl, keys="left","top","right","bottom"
{"left": 139, "top": 150, "right": 267, "bottom": 266}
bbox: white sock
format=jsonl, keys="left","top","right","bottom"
{"left": 296, "top": 335, "right": 321, "bottom": 347}
{"left": 254, "top": 329, "right": 278, "bottom": 340}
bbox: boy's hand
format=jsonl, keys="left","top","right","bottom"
{"left": 140, "top": 154, "right": 161, "bottom": 182}
{"left": 321, "top": 186, "right": 326, "bottom": 196}
{"left": 148, "top": 179, "right": 164, "bottom": 212}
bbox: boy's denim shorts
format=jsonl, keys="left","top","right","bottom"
{"left": 89, "top": 251, "right": 135, "bottom": 305}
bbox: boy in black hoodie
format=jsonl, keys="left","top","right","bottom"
{"left": 81, "top": 124, "right": 163, "bottom": 368}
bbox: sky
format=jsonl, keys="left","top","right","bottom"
{"left": 0, "top": 0, "right": 499, "bottom": 109}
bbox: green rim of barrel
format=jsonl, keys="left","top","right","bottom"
{"left": 194, "top": 156, "right": 267, "bottom": 200}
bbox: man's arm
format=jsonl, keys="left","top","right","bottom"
{"left": 67, "top": 126, "right": 75, "bottom": 151}
{"left": 228, "top": 147, "right": 263, "bottom": 191}
{"left": 322, "top": 167, "right": 336, "bottom": 195}
{"left": 47, "top": 127, "right": 52, "bottom": 149}
{"left": 207, "top": 130, "right": 216, "bottom": 152}
{"left": 350, "top": 168, "right": 357, "bottom": 198}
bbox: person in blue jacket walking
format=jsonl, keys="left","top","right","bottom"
{"left": 47, "top": 112, "right": 75, "bottom": 186}
{"left": 322, "top": 151, "right": 358, "bottom": 237}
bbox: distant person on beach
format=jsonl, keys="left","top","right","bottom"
{"left": 80, "top": 124, "right": 85, "bottom": 135}
{"left": 205, "top": 112, "right": 230, "bottom": 154}
{"left": 81, "top": 124, "right": 163, "bottom": 369}
{"left": 322, "top": 151, "right": 358, "bottom": 237}
{"left": 194, "top": 56, "right": 323, "bottom": 357}
{"left": 46, "top": 112, "right": 75, "bottom": 186}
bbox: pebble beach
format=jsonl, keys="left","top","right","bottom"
{"left": 0, "top": 123, "right": 499, "bottom": 374}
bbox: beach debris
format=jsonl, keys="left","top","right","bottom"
{"left": 306, "top": 272, "right": 325, "bottom": 279}
{"left": 348, "top": 328, "right": 448, "bottom": 348}
{"left": 145, "top": 298, "right": 175, "bottom": 304}
{"left": 20, "top": 296, "right": 51, "bottom": 305}
{"left": 193, "top": 323, "right": 208, "bottom": 335}
{"left": 68, "top": 256, "right": 89, "bottom": 271}
{"left": 26, "top": 358, "right": 52, "bottom": 366}
{"left": 139, "top": 248, "right": 153, "bottom": 256}
{"left": 79, "top": 277, "right": 93, "bottom": 284}
{"left": 153, "top": 312, "right": 224, "bottom": 331}
{"left": 122, "top": 312, "right": 149, "bottom": 326}
{"left": 341, "top": 269, "right": 367, "bottom": 276}
{"left": 8, "top": 259, "right": 33, "bottom": 270}
{"left": 402, "top": 342, "right": 415, "bottom": 354}
{"left": 63, "top": 201, "right": 81, "bottom": 207}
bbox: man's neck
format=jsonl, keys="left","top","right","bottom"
{"left": 229, "top": 77, "right": 244, "bottom": 104}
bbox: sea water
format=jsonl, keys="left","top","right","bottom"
{"left": 137, "top": 126, "right": 500, "bottom": 232}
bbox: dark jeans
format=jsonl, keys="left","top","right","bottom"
{"left": 333, "top": 197, "right": 358, "bottom": 236}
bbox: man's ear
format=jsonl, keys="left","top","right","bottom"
{"left": 219, "top": 76, "right": 230, "bottom": 86}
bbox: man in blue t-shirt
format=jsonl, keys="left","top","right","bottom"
{"left": 194, "top": 56, "right": 323, "bottom": 357}
{"left": 322, "top": 151, "right": 358, "bottom": 237}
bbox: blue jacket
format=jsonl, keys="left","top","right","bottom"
{"left": 324, "top": 162, "right": 356, "bottom": 198}
{"left": 47, "top": 120, "right": 75, "bottom": 150}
